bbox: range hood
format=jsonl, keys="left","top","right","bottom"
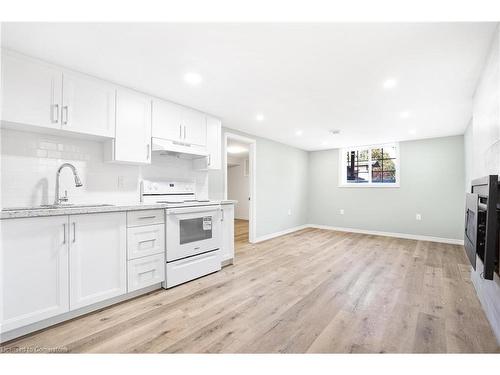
{"left": 152, "top": 137, "right": 208, "bottom": 159}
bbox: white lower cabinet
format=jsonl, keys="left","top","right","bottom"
{"left": 128, "top": 253, "right": 165, "bottom": 292}
{"left": 69, "top": 212, "right": 127, "bottom": 310}
{"left": 127, "top": 224, "right": 165, "bottom": 260}
{"left": 126, "top": 211, "right": 166, "bottom": 292}
{"left": 1, "top": 216, "right": 69, "bottom": 332}
{"left": 221, "top": 204, "right": 235, "bottom": 263}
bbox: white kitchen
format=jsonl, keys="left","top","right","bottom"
{"left": 2, "top": 3, "right": 500, "bottom": 373}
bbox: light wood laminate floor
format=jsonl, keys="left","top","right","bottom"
{"left": 235, "top": 219, "right": 249, "bottom": 244}
{"left": 1, "top": 227, "right": 498, "bottom": 353}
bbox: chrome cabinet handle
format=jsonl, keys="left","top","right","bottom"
{"left": 183, "top": 126, "right": 186, "bottom": 139}
{"left": 138, "top": 216, "right": 156, "bottom": 220}
{"left": 72, "top": 222, "right": 76, "bottom": 243}
{"left": 138, "top": 269, "right": 155, "bottom": 276}
{"left": 51, "top": 104, "right": 59, "bottom": 123}
{"left": 146, "top": 144, "right": 150, "bottom": 160}
{"left": 63, "top": 223, "right": 67, "bottom": 244}
{"left": 62, "top": 106, "right": 69, "bottom": 125}
{"left": 138, "top": 239, "right": 155, "bottom": 244}
{"left": 221, "top": 208, "right": 224, "bottom": 221}
{"left": 179, "top": 124, "right": 182, "bottom": 139}
{"left": 208, "top": 155, "right": 211, "bottom": 167}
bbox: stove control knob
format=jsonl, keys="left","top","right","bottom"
{"left": 152, "top": 183, "right": 159, "bottom": 191}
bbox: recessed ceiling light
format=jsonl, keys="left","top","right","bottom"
{"left": 383, "top": 78, "right": 397, "bottom": 89}
{"left": 409, "top": 129, "right": 417, "bottom": 135}
{"left": 184, "top": 72, "right": 202, "bottom": 86}
{"left": 400, "top": 111, "right": 410, "bottom": 119}
{"left": 256, "top": 114, "right": 264, "bottom": 122}
{"left": 329, "top": 129, "right": 341, "bottom": 135}
{"left": 227, "top": 146, "right": 248, "bottom": 154}
{"left": 295, "top": 130, "right": 303, "bottom": 136}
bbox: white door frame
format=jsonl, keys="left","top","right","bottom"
{"left": 224, "top": 132, "right": 257, "bottom": 243}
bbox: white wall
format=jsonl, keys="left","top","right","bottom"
{"left": 208, "top": 127, "right": 309, "bottom": 239}
{"left": 0, "top": 128, "right": 208, "bottom": 207}
{"left": 466, "top": 24, "right": 500, "bottom": 344}
{"left": 227, "top": 156, "right": 249, "bottom": 220}
{"left": 308, "top": 136, "right": 465, "bottom": 241}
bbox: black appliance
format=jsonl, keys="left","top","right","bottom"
{"left": 465, "top": 175, "right": 499, "bottom": 280}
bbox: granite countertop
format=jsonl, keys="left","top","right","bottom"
{"left": 1, "top": 200, "right": 237, "bottom": 219}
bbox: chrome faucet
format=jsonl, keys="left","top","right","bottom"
{"left": 54, "top": 163, "right": 83, "bottom": 205}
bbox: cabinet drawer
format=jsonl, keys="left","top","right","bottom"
{"left": 127, "top": 209, "right": 164, "bottom": 227}
{"left": 165, "top": 250, "right": 221, "bottom": 288}
{"left": 128, "top": 253, "right": 165, "bottom": 292}
{"left": 127, "top": 224, "right": 165, "bottom": 260}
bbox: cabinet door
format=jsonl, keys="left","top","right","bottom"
{"left": 206, "top": 116, "right": 222, "bottom": 169}
{"left": 114, "top": 89, "right": 152, "bottom": 163}
{"left": 221, "top": 205, "right": 235, "bottom": 262}
{"left": 62, "top": 71, "right": 116, "bottom": 137}
{"left": 152, "top": 99, "right": 183, "bottom": 141}
{"left": 1, "top": 216, "right": 69, "bottom": 332}
{"left": 128, "top": 253, "right": 165, "bottom": 292}
{"left": 1, "top": 52, "right": 62, "bottom": 129}
{"left": 182, "top": 108, "right": 207, "bottom": 146}
{"left": 69, "top": 212, "right": 127, "bottom": 310}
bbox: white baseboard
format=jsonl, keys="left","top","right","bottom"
{"left": 307, "top": 224, "right": 464, "bottom": 245}
{"left": 253, "top": 223, "right": 464, "bottom": 245}
{"left": 253, "top": 224, "right": 309, "bottom": 243}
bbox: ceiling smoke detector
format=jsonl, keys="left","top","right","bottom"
{"left": 329, "top": 129, "right": 341, "bottom": 135}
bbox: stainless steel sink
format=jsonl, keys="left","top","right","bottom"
{"left": 2, "top": 204, "right": 114, "bottom": 211}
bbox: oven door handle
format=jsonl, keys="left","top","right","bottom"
{"left": 166, "top": 206, "right": 220, "bottom": 215}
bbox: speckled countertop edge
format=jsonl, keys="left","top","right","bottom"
{"left": 1, "top": 200, "right": 237, "bottom": 219}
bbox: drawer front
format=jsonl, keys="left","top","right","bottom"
{"left": 128, "top": 253, "right": 165, "bottom": 292}
{"left": 165, "top": 250, "right": 221, "bottom": 288}
{"left": 127, "top": 209, "right": 164, "bottom": 227}
{"left": 127, "top": 224, "right": 165, "bottom": 260}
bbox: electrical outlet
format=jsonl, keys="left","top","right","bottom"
{"left": 117, "top": 176, "right": 125, "bottom": 189}
{"left": 287, "top": 208, "right": 292, "bottom": 216}
{"left": 340, "top": 209, "right": 345, "bottom": 215}
{"left": 416, "top": 213, "right": 422, "bottom": 221}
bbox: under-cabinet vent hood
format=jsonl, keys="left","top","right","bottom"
{"left": 152, "top": 137, "right": 208, "bottom": 159}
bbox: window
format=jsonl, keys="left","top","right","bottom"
{"left": 340, "top": 143, "right": 399, "bottom": 187}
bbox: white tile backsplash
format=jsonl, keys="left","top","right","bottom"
{"left": 0, "top": 128, "right": 208, "bottom": 208}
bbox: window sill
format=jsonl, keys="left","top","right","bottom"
{"left": 338, "top": 183, "right": 400, "bottom": 188}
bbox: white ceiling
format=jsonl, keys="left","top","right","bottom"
{"left": 1, "top": 22, "right": 495, "bottom": 150}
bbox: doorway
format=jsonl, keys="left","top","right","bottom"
{"left": 224, "top": 133, "right": 256, "bottom": 244}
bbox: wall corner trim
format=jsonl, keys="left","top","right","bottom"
{"left": 253, "top": 225, "right": 309, "bottom": 243}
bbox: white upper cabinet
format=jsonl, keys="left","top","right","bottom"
{"left": 182, "top": 108, "right": 207, "bottom": 146}
{"left": 109, "top": 89, "right": 152, "bottom": 164}
{"left": 152, "top": 98, "right": 206, "bottom": 146}
{"left": 206, "top": 116, "right": 222, "bottom": 169}
{"left": 2, "top": 51, "right": 219, "bottom": 164}
{"left": 69, "top": 212, "right": 127, "bottom": 310}
{"left": 1, "top": 52, "right": 63, "bottom": 130}
{"left": 61, "top": 71, "right": 116, "bottom": 137}
{"left": 1, "top": 216, "right": 70, "bottom": 332}
{"left": 152, "top": 99, "right": 183, "bottom": 142}
{"left": 1, "top": 51, "right": 115, "bottom": 138}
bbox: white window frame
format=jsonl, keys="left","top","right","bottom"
{"left": 339, "top": 142, "right": 400, "bottom": 188}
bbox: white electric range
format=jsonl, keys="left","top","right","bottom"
{"left": 140, "top": 180, "right": 222, "bottom": 288}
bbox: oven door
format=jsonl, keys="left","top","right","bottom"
{"left": 464, "top": 193, "right": 479, "bottom": 269}
{"left": 166, "top": 206, "right": 221, "bottom": 262}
